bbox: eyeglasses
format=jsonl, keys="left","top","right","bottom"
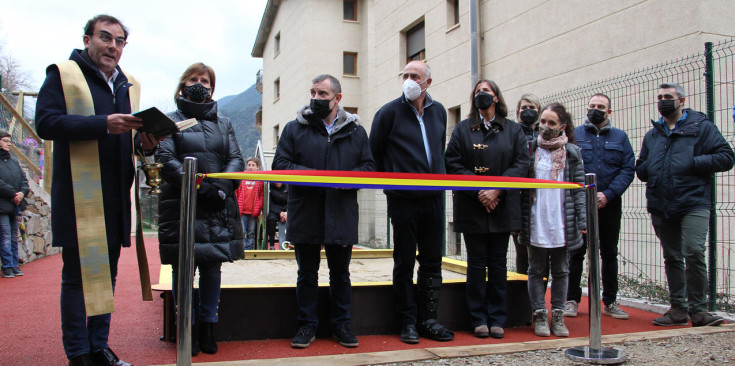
{"left": 96, "top": 31, "right": 127, "bottom": 48}
{"left": 0, "top": 138, "right": 11, "bottom": 143}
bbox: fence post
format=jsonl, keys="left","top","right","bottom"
{"left": 704, "top": 41, "right": 717, "bottom": 311}
{"left": 566, "top": 173, "right": 626, "bottom": 364}
{"left": 177, "top": 157, "right": 197, "bottom": 366}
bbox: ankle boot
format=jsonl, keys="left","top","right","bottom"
{"left": 199, "top": 322, "right": 218, "bottom": 354}
{"left": 191, "top": 320, "right": 200, "bottom": 356}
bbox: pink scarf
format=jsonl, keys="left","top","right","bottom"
{"left": 536, "top": 133, "right": 568, "bottom": 180}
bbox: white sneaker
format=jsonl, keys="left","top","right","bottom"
{"left": 563, "top": 300, "right": 578, "bottom": 317}
{"left": 603, "top": 302, "right": 629, "bottom": 320}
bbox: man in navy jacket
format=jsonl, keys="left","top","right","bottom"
{"left": 369, "top": 61, "right": 453, "bottom": 344}
{"left": 273, "top": 74, "right": 375, "bottom": 349}
{"left": 636, "top": 83, "right": 734, "bottom": 327}
{"left": 36, "top": 14, "right": 158, "bottom": 366}
{"left": 566, "top": 94, "right": 634, "bottom": 320}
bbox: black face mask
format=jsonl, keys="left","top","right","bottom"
{"left": 474, "top": 92, "right": 494, "bottom": 110}
{"left": 184, "top": 83, "right": 211, "bottom": 103}
{"left": 310, "top": 98, "right": 333, "bottom": 120}
{"left": 587, "top": 108, "right": 607, "bottom": 125}
{"left": 658, "top": 99, "right": 678, "bottom": 117}
{"left": 520, "top": 109, "right": 538, "bottom": 125}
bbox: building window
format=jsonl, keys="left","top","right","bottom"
{"left": 344, "top": 0, "right": 357, "bottom": 21}
{"left": 274, "top": 32, "right": 281, "bottom": 56}
{"left": 344, "top": 107, "right": 358, "bottom": 115}
{"left": 343, "top": 52, "right": 358, "bottom": 76}
{"left": 406, "top": 22, "right": 425, "bottom": 62}
{"left": 273, "top": 124, "right": 280, "bottom": 149}
{"left": 447, "top": 0, "right": 459, "bottom": 27}
{"left": 274, "top": 78, "right": 280, "bottom": 101}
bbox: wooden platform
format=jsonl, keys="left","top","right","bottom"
{"left": 153, "top": 249, "right": 532, "bottom": 341}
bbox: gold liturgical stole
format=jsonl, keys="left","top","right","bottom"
{"left": 56, "top": 61, "right": 146, "bottom": 316}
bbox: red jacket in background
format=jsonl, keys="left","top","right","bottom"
{"left": 235, "top": 180, "right": 263, "bottom": 216}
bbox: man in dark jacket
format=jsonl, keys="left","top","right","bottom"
{"left": 566, "top": 94, "right": 635, "bottom": 320}
{"left": 273, "top": 74, "right": 375, "bottom": 349}
{"left": 636, "top": 83, "right": 734, "bottom": 327}
{"left": 369, "top": 61, "right": 453, "bottom": 344}
{"left": 36, "top": 14, "right": 159, "bottom": 366}
{"left": 0, "top": 131, "right": 29, "bottom": 278}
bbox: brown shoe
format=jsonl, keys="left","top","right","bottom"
{"left": 473, "top": 325, "right": 489, "bottom": 338}
{"left": 690, "top": 312, "right": 725, "bottom": 327}
{"left": 652, "top": 307, "right": 689, "bottom": 326}
{"left": 490, "top": 326, "right": 504, "bottom": 339}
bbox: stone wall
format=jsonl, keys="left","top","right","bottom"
{"left": 18, "top": 177, "right": 60, "bottom": 264}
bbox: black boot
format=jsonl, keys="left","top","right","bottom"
{"left": 416, "top": 275, "right": 454, "bottom": 342}
{"left": 68, "top": 354, "right": 94, "bottom": 366}
{"left": 191, "top": 318, "right": 200, "bottom": 356}
{"left": 199, "top": 322, "right": 218, "bottom": 354}
{"left": 89, "top": 348, "right": 132, "bottom": 366}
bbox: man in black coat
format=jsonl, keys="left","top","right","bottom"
{"left": 273, "top": 74, "right": 375, "bottom": 349}
{"left": 36, "top": 14, "right": 159, "bottom": 366}
{"left": 369, "top": 61, "right": 453, "bottom": 344}
{"left": 0, "top": 131, "right": 29, "bottom": 279}
{"left": 636, "top": 82, "right": 734, "bottom": 328}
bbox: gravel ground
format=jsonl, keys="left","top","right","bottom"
{"left": 382, "top": 331, "right": 735, "bottom": 365}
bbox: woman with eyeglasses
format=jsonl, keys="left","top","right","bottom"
{"left": 445, "top": 80, "right": 530, "bottom": 339}
{"left": 0, "top": 130, "right": 29, "bottom": 279}
{"left": 156, "top": 62, "right": 245, "bottom": 356}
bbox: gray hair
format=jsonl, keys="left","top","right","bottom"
{"left": 312, "top": 74, "right": 342, "bottom": 94}
{"left": 424, "top": 63, "right": 431, "bottom": 79}
{"left": 659, "top": 82, "right": 687, "bottom": 98}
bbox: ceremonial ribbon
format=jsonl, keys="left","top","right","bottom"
{"left": 200, "top": 170, "right": 583, "bottom": 190}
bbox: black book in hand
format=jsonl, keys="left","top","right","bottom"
{"left": 133, "top": 107, "right": 197, "bottom": 139}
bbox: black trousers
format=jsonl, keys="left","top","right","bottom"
{"left": 568, "top": 197, "right": 622, "bottom": 305}
{"left": 294, "top": 243, "right": 353, "bottom": 329}
{"left": 387, "top": 195, "right": 444, "bottom": 326}
{"left": 463, "top": 232, "right": 509, "bottom": 328}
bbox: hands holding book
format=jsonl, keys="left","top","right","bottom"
{"left": 107, "top": 113, "right": 162, "bottom": 150}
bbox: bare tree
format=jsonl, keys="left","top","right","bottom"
{"left": 0, "top": 52, "right": 33, "bottom": 104}
{"left": 0, "top": 42, "right": 35, "bottom": 125}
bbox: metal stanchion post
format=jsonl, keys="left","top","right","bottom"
{"left": 566, "top": 173, "right": 626, "bottom": 364}
{"left": 176, "top": 157, "right": 197, "bottom": 366}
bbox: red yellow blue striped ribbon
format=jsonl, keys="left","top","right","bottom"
{"left": 201, "top": 170, "right": 583, "bottom": 190}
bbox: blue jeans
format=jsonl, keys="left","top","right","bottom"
{"left": 172, "top": 262, "right": 222, "bottom": 323}
{"left": 295, "top": 243, "right": 353, "bottom": 328}
{"left": 464, "top": 232, "right": 509, "bottom": 328}
{"left": 0, "top": 212, "right": 20, "bottom": 269}
{"left": 242, "top": 215, "right": 257, "bottom": 250}
{"left": 60, "top": 242, "right": 121, "bottom": 359}
{"left": 652, "top": 209, "right": 710, "bottom": 313}
{"left": 527, "top": 245, "right": 569, "bottom": 311}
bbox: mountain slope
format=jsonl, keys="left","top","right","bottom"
{"left": 218, "top": 84, "right": 262, "bottom": 158}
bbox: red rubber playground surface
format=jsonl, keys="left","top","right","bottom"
{"left": 0, "top": 237, "right": 682, "bottom": 365}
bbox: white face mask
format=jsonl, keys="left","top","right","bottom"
{"left": 403, "top": 79, "right": 427, "bottom": 101}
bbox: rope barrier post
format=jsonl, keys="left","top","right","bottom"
{"left": 176, "top": 157, "right": 197, "bottom": 366}
{"left": 565, "top": 173, "right": 626, "bottom": 364}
